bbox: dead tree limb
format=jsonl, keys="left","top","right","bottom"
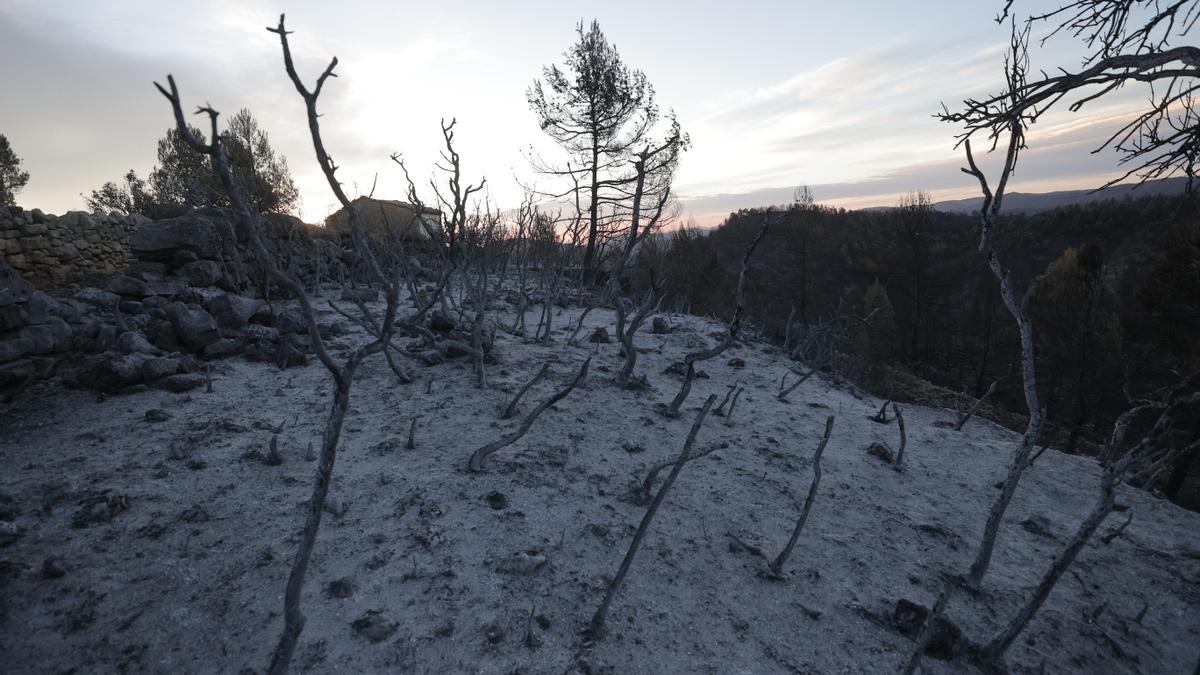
{"left": 713, "top": 383, "right": 739, "bottom": 416}
{"left": 768, "top": 415, "right": 835, "bottom": 577}
{"left": 893, "top": 403, "right": 908, "bottom": 472}
{"left": 502, "top": 362, "right": 551, "bottom": 419}
{"left": 467, "top": 357, "right": 590, "bottom": 471}
{"left": 723, "top": 387, "right": 744, "bottom": 427}
{"left": 638, "top": 441, "right": 729, "bottom": 502}
{"left": 871, "top": 399, "right": 892, "bottom": 424}
{"left": 777, "top": 368, "right": 816, "bottom": 402}
{"left": 955, "top": 380, "right": 997, "bottom": 431}
{"left": 587, "top": 394, "right": 717, "bottom": 639}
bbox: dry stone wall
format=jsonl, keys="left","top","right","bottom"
{"left": 0, "top": 206, "right": 145, "bottom": 282}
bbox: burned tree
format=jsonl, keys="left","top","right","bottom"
{"left": 527, "top": 20, "right": 663, "bottom": 282}
{"left": 938, "top": 24, "right": 1052, "bottom": 591}
{"left": 767, "top": 416, "right": 835, "bottom": 578}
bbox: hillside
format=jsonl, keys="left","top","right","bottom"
{"left": 2, "top": 294, "right": 1197, "bottom": 673}
{"left": 931, "top": 177, "right": 1190, "bottom": 215}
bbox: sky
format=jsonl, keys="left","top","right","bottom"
{"left": 0, "top": 0, "right": 1154, "bottom": 226}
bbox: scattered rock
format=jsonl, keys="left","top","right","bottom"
{"left": 651, "top": 316, "right": 670, "bottom": 333}
{"left": 866, "top": 442, "right": 894, "bottom": 464}
{"left": 179, "top": 505, "right": 210, "bottom": 523}
{"left": 0, "top": 520, "right": 20, "bottom": 546}
{"left": 589, "top": 326, "right": 611, "bottom": 343}
{"left": 207, "top": 294, "right": 264, "bottom": 329}
{"left": 484, "top": 491, "right": 508, "bottom": 511}
{"left": 40, "top": 557, "right": 65, "bottom": 579}
{"left": 351, "top": 610, "right": 398, "bottom": 643}
{"left": 1021, "top": 515, "right": 1054, "bottom": 538}
{"left": 325, "top": 577, "right": 355, "bottom": 599}
{"left": 728, "top": 357, "right": 746, "bottom": 368}
{"left": 495, "top": 549, "right": 547, "bottom": 575}
{"left": 144, "top": 409, "right": 171, "bottom": 423}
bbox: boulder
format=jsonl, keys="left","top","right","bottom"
{"left": 88, "top": 353, "right": 150, "bottom": 391}
{"left": 140, "top": 356, "right": 181, "bottom": 382}
{"left": 73, "top": 287, "right": 119, "bottom": 309}
{"left": 180, "top": 260, "right": 223, "bottom": 287}
{"left": 273, "top": 306, "right": 308, "bottom": 335}
{"left": 106, "top": 275, "right": 150, "bottom": 297}
{"left": 164, "top": 302, "right": 220, "bottom": 351}
{"left": 130, "top": 211, "right": 224, "bottom": 262}
{"left": 0, "top": 358, "right": 35, "bottom": 388}
{"left": 207, "top": 294, "right": 264, "bottom": 329}
{"left": 0, "top": 318, "right": 71, "bottom": 363}
{"left": 0, "top": 261, "right": 34, "bottom": 307}
{"left": 201, "top": 338, "right": 242, "bottom": 360}
{"left": 115, "top": 331, "right": 159, "bottom": 355}
{"left": 589, "top": 327, "right": 611, "bottom": 343}
{"left": 651, "top": 316, "right": 670, "bottom": 334}
{"left": 155, "top": 373, "right": 206, "bottom": 393}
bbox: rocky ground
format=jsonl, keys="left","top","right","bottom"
{"left": 2, "top": 290, "right": 1198, "bottom": 674}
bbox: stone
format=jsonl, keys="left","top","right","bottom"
{"left": 164, "top": 302, "right": 220, "bottom": 351}
{"left": 73, "top": 287, "right": 119, "bottom": 308}
{"left": 116, "top": 331, "right": 159, "bottom": 355}
{"left": 351, "top": 610, "right": 398, "bottom": 644}
{"left": 118, "top": 300, "right": 144, "bottom": 315}
{"left": 0, "top": 358, "right": 35, "bottom": 388}
{"left": 0, "top": 318, "right": 71, "bottom": 362}
{"left": 892, "top": 599, "right": 963, "bottom": 661}
{"left": 866, "top": 441, "right": 894, "bottom": 464}
{"left": 130, "top": 211, "right": 224, "bottom": 262}
{"left": 728, "top": 357, "right": 746, "bottom": 368}
{"left": 495, "top": 550, "right": 547, "bottom": 575}
{"left": 144, "top": 409, "right": 171, "bottom": 423}
{"left": 140, "top": 357, "right": 181, "bottom": 382}
{"left": 89, "top": 353, "right": 150, "bottom": 390}
{"left": 94, "top": 324, "right": 117, "bottom": 352}
{"left": 0, "top": 261, "right": 34, "bottom": 307}
{"left": 273, "top": 306, "right": 308, "bottom": 335}
{"left": 30, "top": 208, "right": 46, "bottom": 223}
{"left": 652, "top": 316, "right": 670, "bottom": 333}
{"left": 143, "top": 319, "right": 180, "bottom": 352}
{"left": 201, "top": 338, "right": 242, "bottom": 360}
{"left": 207, "top": 294, "right": 264, "bottom": 329}
{"left": 588, "top": 326, "right": 610, "bottom": 343}
{"left": 180, "top": 260, "right": 222, "bottom": 287}
{"left": 154, "top": 373, "right": 206, "bottom": 393}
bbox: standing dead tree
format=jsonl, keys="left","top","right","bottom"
{"left": 939, "top": 24, "right": 1054, "bottom": 591}
{"left": 892, "top": 403, "right": 908, "bottom": 471}
{"left": 587, "top": 394, "right": 717, "bottom": 639}
{"left": 662, "top": 221, "right": 769, "bottom": 416}
{"left": 978, "top": 387, "right": 1200, "bottom": 666}
{"left": 467, "top": 357, "right": 591, "bottom": 471}
{"left": 767, "top": 416, "right": 835, "bottom": 578}
{"left": 609, "top": 130, "right": 683, "bottom": 387}
{"left": 155, "top": 14, "right": 418, "bottom": 673}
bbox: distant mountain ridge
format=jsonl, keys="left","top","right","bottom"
{"left": 931, "top": 176, "right": 1189, "bottom": 215}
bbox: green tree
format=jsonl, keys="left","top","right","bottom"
{"left": 84, "top": 169, "right": 154, "bottom": 215}
{"left": 91, "top": 110, "right": 299, "bottom": 216}
{"left": 0, "top": 133, "right": 31, "bottom": 206}
{"left": 222, "top": 109, "right": 299, "bottom": 215}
